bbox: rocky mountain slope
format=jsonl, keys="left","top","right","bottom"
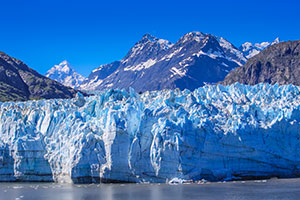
{"left": 239, "top": 38, "right": 280, "bottom": 59}
{"left": 1, "top": 84, "right": 300, "bottom": 183}
{"left": 222, "top": 40, "right": 300, "bottom": 85}
{"left": 80, "top": 32, "right": 247, "bottom": 92}
{"left": 0, "top": 51, "right": 79, "bottom": 101}
{"left": 46, "top": 60, "right": 87, "bottom": 89}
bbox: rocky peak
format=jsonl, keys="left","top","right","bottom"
{"left": 271, "top": 37, "right": 280, "bottom": 45}
{"left": 178, "top": 31, "right": 207, "bottom": 44}
{"left": 52, "top": 60, "right": 73, "bottom": 74}
{"left": 140, "top": 33, "right": 158, "bottom": 42}
{"left": 121, "top": 34, "right": 173, "bottom": 65}
{"left": 239, "top": 37, "right": 281, "bottom": 59}
{"left": 137, "top": 33, "right": 173, "bottom": 48}
{"left": 46, "top": 61, "right": 86, "bottom": 89}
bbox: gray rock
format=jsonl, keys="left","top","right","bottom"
{"left": 0, "top": 51, "right": 81, "bottom": 102}
{"left": 222, "top": 40, "right": 300, "bottom": 85}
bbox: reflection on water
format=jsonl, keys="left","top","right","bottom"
{"left": 1, "top": 178, "right": 300, "bottom": 200}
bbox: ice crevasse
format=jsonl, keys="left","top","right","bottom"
{"left": 1, "top": 83, "right": 300, "bottom": 183}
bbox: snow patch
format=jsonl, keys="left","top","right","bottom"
{"left": 124, "top": 59, "right": 158, "bottom": 71}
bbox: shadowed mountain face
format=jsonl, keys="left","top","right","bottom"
{"left": 222, "top": 40, "right": 300, "bottom": 86}
{"left": 0, "top": 51, "right": 79, "bottom": 101}
{"left": 80, "top": 32, "right": 247, "bottom": 92}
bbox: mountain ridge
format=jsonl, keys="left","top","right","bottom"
{"left": 239, "top": 38, "right": 280, "bottom": 59}
{"left": 221, "top": 40, "right": 300, "bottom": 86}
{"left": 80, "top": 31, "right": 247, "bottom": 92}
{"left": 43, "top": 33, "right": 282, "bottom": 93}
{"left": 0, "top": 51, "right": 79, "bottom": 102}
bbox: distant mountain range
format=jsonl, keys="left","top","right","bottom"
{"left": 46, "top": 60, "right": 87, "bottom": 89}
{"left": 221, "top": 40, "right": 300, "bottom": 86}
{"left": 0, "top": 32, "right": 285, "bottom": 102}
{"left": 0, "top": 51, "right": 79, "bottom": 101}
{"left": 239, "top": 38, "right": 280, "bottom": 59}
{"left": 47, "top": 32, "right": 280, "bottom": 92}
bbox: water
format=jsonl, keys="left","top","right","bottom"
{"left": 1, "top": 178, "right": 300, "bottom": 200}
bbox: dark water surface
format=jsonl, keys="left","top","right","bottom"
{"left": 1, "top": 178, "right": 300, "bottom": 200}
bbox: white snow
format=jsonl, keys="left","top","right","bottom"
{"left": 45, "top": 60, "right": 87, "bottom": 89}
{"left": 193, "top": 50, "right": 224, "bottom": 60}
{"left": 181, "top": 32, "right": 206, "bottom": 43}
{"left": 241, "top": 38, "right": 280, "bottom": 59}
{"left": 105, "top": 83, "right": 113, "bottom": 87}
{"left": 161, "top": 47, "right": 183, "bottom": 61}
{"left": 92, "top": 65, "right": 105, "bottom": 73}
{"left": 218, "top": 37, "right": 247, "bottom": 65}
{"left": 79, "top": 77, "right": 103, "bottom": 91}
{"left": 124, "top": 59, "right": 157, "bottom": 71}
{"left": 222, "top": 62, "right": 229, "bottom": 67}
{"left": 170, "top": 67, "right": 186, "bottom": 77}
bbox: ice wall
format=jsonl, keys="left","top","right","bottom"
{"left": 1, "top": 83, "right": 300, "bottom": 183}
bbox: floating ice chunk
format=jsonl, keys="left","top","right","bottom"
{"left": 73, "top": 92, "right": 86, "bottom": 107}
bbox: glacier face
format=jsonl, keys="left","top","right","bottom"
{"left": 1, "top": 83, "right": 300, "bottom": 183}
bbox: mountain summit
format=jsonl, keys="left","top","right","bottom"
{"left": 80, "top": 34, "right": 174, "bottom": 90}
{"left": 80, "top": 32, "right": 247, "bottom": 92}
{"left": 46, "top": 60, "right": 86, "bottom": 89}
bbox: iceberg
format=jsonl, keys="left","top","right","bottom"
{"left": 1, "top": 83, "right": 300, "bottom": 183}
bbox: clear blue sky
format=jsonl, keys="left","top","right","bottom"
{"left": 0, "top": 0, "right": 299, "bottom": 76}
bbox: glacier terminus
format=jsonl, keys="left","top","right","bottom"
{"left": 0, "top": 83, "right": 300, "bottom": 183}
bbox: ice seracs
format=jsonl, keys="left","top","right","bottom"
{"left": 1, "top": 83, "right": 300, "bottom": 183}
{"left": 46, "top": 60, "right": 87, "bottom": 89}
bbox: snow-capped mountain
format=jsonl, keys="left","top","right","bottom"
{"left": 46, "top": 60, "right": 87, "bottom": 89}
{"left": 80, "top": 34, "right": 174, "bottom": 91}
{"left": 80, "top": 32, "right": 247, "bottom": 92}
{"left": 239, "top": 38, "right": 280, "bottom": 59}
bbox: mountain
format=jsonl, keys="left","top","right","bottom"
{"left": 221, "top": 40, "right": 300, "bottom": 86}
{"left": 1, "top": 84, "right": 300, "bottom": 183}
{"left": 80, "top": 32, "right": 247, "bottom": 92}
{"left": 80, "top": 34, "right": 174, "bottom": 91}
{"left": 46, "top": 60, "right": 87, "bottom": 89}
{"left": 239, "top": 38, "right": 280, "bottom": 59}
{"left": 0, "top": 51, "right": 79, "bottom": 101}
{"left": 80, "top": 61, "right": 121, "bottom": 90}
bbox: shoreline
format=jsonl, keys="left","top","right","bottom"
{"left": 0, "top": 176, "right": 300, "bottom": 185}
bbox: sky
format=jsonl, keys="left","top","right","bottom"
{"left": 0, "top": 0, "right": 299, "bottom": 76}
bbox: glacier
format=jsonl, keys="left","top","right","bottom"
{"left": 1, "top": 83, "right": 300, "bottom": 183}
